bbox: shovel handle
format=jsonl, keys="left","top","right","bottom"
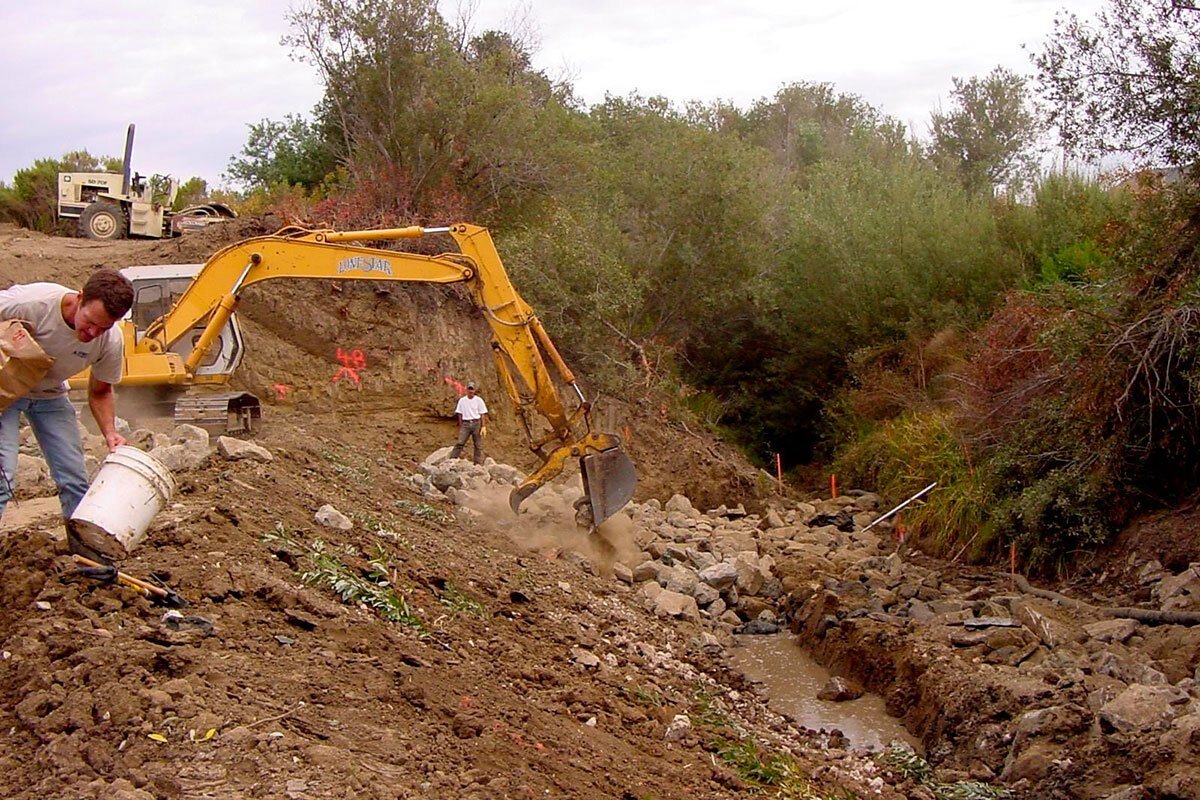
{"left": 71, "top": 554, "right": 168, "bottom": 598}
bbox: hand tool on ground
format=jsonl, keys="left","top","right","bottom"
{"left": 72, "top": 554, "right": 188, "bottom": 607}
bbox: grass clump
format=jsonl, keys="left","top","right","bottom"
{"left": 439, "top": 583, "right": 485, "bottom": 616}
{"left": 393, "top": 498, "right": 452, "bottom": 523}
{"left": 882, "top": 744, "right": 1010, "bottom": 800}
{"left": 690, "top": 687, "right": 855, "bottom": 798}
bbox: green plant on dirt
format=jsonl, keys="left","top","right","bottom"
{"left": 690, "top": 688, "right": 850, "bottom": 798}
{"left": 353, "top": 512, "right": 410, "bottom": 547}
{"left": 392, "top": 498, "right": 452, "bottom": 523}
{"left": 263, "top": 525, "right": 426, "bottom": 633}
{"left": 711, "top": 738, "right": 851, "bottom": 798}
{"left": 882, "top": 744, "right": 1011, "bottom": 800}
{"left": 322, "top": 450, "right": 371, "bottom": 481}
{"left": 439, "top": 583, "right": 485, "bottom": 616}
{"left": 691, "top": 686, "right": 736, "bottom": 730}
{"left": 623, "top": 684, "right": 665, "bottom": 708}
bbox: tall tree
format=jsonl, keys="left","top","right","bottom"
{"left": 1035, "top": 0, "right": 1200, "bottom": 171}
{"left": 226, "top": 114, "right": 336, "bottom": 190}
{"left": 929, "top": 66, "right": 1041, "bottom": 195}
{"left": 278, "top": 0, "right": 576, "bottom": 223}
{"left": 738, "top": 82, "right": 909, "bottom": 172}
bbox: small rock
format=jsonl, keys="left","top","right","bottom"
{"left": 698, "top": 562, "right": 738, "bottom": 591}
{"left": 736, "top": 619, "right": 779, "bottom": 635}
{"left": 571, "top": 649, "right": 601, "bottom": 669}
{"left": 664, "top": 714, "right": 692, "bottom": 741}
{"left": 314, "top": 504, "right": 352, "bottom": 530}
{"left": 817, "top": 676, "right": 864, "bottom": 702}
{"left": 216, "top": 436, "right": 273, "bottom": 462}
{"left": 1084, "top": 618, "right": 1139, "bottom": 644}
{"left": 664, "top": 494, "right": 695, "bottom": 515}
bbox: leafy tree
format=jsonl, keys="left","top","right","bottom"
{"left": 1035, "top": 0, "right": 1200, "bottom": 171}
{"left": 691, "top": 149, "right": 1019, "bottom": 464}
{"left": 736, "top": 82, "right": 909, "bottom": 171}
{"left": 929, "top": 66, "right": 1042, "bottom": 195}
{"left": 172, "top": 177, "right": 211, "bottom": 211}
{"left": 277, "top": 0, "right": 577, "bottom": 224}
{"left": 226, "top": 115, "right": 336, "bottom": 190}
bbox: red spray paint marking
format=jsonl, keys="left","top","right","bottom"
{"left": 272, "top": 383, "right": 291, "bottom": 401}
{"left": 331, "top": 347, "right": 367, "bottom": 385}
{"left": 403, "top": 357, "right": 469, "bottom": 395}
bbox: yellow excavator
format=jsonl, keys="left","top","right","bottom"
{"left": 70, "top": 223, "right": 636, "bottom": 528}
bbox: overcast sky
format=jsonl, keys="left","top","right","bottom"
{"left": 0, "top": 0, "right": 1106, "bottom": 188}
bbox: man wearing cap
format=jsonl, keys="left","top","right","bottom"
{"left": 449, "top": 382, "right": 488, "bottom": 465}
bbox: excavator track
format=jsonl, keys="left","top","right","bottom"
{"left": 173, "top": 392, "right": 262, "bottom": 435}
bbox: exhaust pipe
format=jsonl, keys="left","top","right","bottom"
{"left": 121, "top": 124, "right": 135, "bottom": 195}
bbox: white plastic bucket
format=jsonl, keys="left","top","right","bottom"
{"left": 69, "top": 445, "right": 176, "bottom": 561}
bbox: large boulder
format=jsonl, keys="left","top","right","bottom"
{"left": 1099, "top": 685, "right": 1190, "bottom": 734}
{"left": 653, "top": 590, "right": 701, "bottom": 622}
{"left": 698, "top": 562, "right": 738, "bottom": 591}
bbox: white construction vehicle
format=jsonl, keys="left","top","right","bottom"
{"left": 57, "top": 124, "right": 236, "bottom": 240}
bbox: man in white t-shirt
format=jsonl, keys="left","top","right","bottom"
{"left": 449, "top": 381, "right": 489, "bottom": 465}
{"left": 0, "top": 269, "right": 134, "bottom": 549}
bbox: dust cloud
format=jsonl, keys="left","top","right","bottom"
{"left": 455, "top": 476, "right": 639, "bottom": 577}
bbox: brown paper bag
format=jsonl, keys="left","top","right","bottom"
{"left": 0, "top": 320, "right": 54, "bottom": 412}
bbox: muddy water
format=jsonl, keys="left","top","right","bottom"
{"left": 730, "top": 634, "right": 922, "bottom": 753}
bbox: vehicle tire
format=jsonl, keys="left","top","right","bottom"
{"left": 79, "top": 202, "right": 126, "bottom": 240}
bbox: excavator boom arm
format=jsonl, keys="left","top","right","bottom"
{"left": 134, "top": 223, "right": 635, "bottom": 526}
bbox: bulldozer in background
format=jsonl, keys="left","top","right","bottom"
{"left": 57, "top": 124, "right": 237, "bottom": 240}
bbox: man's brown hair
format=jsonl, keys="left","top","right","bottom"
{"left": 81, "top": 269, "right": 134, "bottom": 319}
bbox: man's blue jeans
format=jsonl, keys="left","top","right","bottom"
{"left": 0, "top": 394, "right": 90, "bottom": 520}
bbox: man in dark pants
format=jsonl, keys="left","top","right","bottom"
{"left": 449, "top": 382, "right": 488, "bottom": 465}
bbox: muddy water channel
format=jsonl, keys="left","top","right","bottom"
{"left": 730, "top": 634, "right": 921, "bottom": 753}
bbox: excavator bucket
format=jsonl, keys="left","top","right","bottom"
{"left": 508, "top": 439, "right": 637, "bottom": 530}
{"left": 579, "top": 449, "right": 638, "bottom": 529}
